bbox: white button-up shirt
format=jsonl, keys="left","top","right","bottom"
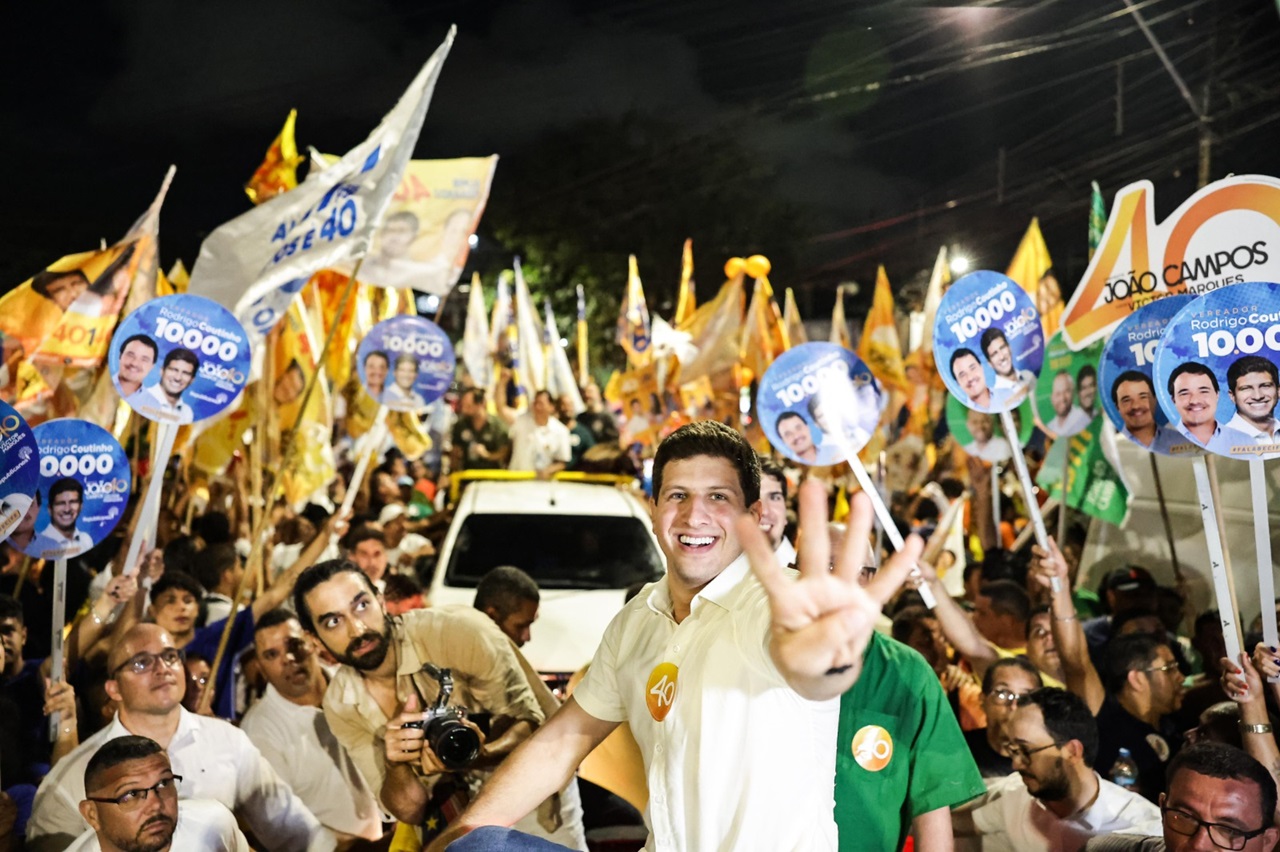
{"left": 241, "top": 682, "right": 384, "bottom": 841}
{"left": 64, "top": 799, "right": 249, "bottom": 851}
{"left": 26, "top": 707, "right": 333, "bottom": 852}
{"left": 970, "top": 771, "right": 1160, "bottom": 851}
{"left": 574, "top": 554, "right": 840, "bottom": 852}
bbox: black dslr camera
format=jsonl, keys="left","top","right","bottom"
{"left": 402, "top": 664, "right": 481, "bottom": 770}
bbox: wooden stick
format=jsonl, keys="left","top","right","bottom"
{"left": 1148, "top": 454, "right": 1182, "bottom": 584}
{"left": 1194, "top": 456, "right": 1243, "bottom": 663}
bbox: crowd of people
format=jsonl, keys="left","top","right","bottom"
{"left": 0, "top": 370, "right": 1278, "bottom": 852}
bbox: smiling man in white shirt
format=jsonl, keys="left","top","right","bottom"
{"left": 427, "top": 420, "right": 922, "bottom": 852}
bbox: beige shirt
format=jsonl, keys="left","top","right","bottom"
{"left": 323, "top": 605, "right": 546, "bottom": 807}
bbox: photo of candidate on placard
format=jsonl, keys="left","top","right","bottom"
{"left": 109, "top": 294, "right": 251, "bottom": 425}
{"left": 758, "top": 343, "right": 884, "bottom": 466}
{"left": 1153, "top": 281, "right": 1280, "bottom": 460}
{"left": 0, "top": 402, "right": 40, "bottom": 541}
{"left": 10, "top": 419, "right": 129, "bottom": 561}
{"left": 934, "top": 270, "right": 1044, "bottom": 414}
{"left": 356, "top": 316, "right": 456, "bottom": 413}
{"left": 945, "top": 394, "right": 1033, "bottom": 465}
{"left": 1033, "top": 331, "right": 1105, "bottom": 440}
{"left": 1099, "top": 295, "right": 1198, "bottom": 457}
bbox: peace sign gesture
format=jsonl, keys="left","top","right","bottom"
{"left": 735, "top": 477, "right": 922, "bottom": 700}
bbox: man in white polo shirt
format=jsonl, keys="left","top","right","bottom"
{"left": 428, "top": 420, "right": 921, "bottom": 851}
{"left": 239, "top": 609, "right": 385, "bottom": 845}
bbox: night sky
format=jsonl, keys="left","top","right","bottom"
{"left": 4, "top": 0, "right": 1279, "bottom": 317}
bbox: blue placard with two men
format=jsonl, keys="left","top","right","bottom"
{"left": 934, "top": 270, "right": 1045, "bottom": 414}
{"left": 1153, "top": 281, "right": 1280, "bottom": 460}
{"left": 0, "top": 401, "right": 41, "bottom": 541}
{"left": 1099, "top": 294, "right": 1199, "bottom": 457}
{"left": 109, "top": 294, "right": 251, "bottom": 425}
{"left": 356, "top": 315, "right": 456, "bottom": 413}
{"left": 757, "top": 342, "right": 884, "bottom": 466}
{"left": 8, "top": 419, "right": 129, "bottom": 561}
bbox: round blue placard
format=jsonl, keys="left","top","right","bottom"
{"left": 10, "top": 419, "right": 130, "bottom": 560}
{"left": 356, "top": 316, "right": 456, "bottom": 412}
{"left": 1099, "top": 295, "right": 1199, "bottom": 457}
{"left": 933, "top": 270, "right": 1044, "bottom": 414}
{"left": 757, "top": 342, "right": 884, "bottom": 466}
{"left": 1153, "top": 281, "right": 1280, "bottom": 459}
{"left": 0, "top": 402, "right": 41, "bottom": 541}
{"left": 109, "top": 294, "right": 251, "bottom": 424}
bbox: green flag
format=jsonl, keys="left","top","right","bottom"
{"left": 1089, "top": 181, "right": 1106, "bottom": 260}
{"left": 1037, "top": 416, "right": 1131, "bottom": 526}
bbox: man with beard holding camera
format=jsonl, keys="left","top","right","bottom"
{"left": 293, "top": 560, "right": 586, "bottom": 849}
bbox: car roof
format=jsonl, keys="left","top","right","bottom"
{"left": 457, "top": 480, "right": 649, "bottom": 518}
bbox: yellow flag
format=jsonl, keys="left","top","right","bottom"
{"left": 273, "top": 301, "right": 336, "bottom": 507}
{"left": 165, "top": 260, "right": 189, "bottom": 293}
{"left": 858, "top": 265, "right": 908, "bottom": 393}
{"left": 739, "top": 275, "right": 790, "bottom": 385}
{"left": 674, "top": 238, "right": 696, "bottom": 327}
{"left": 244, "top": 109, "right": 304, "bottom": 205}
{"left": 783, "top": 287, "right": 807, "bottom": 346}
{"left": 1006, "top": 218, "right": 1062, "bottom": 336}
{"left": 830, "top": 286, "right": 852, "bottom": 349}
{"left": 617, "top": 255, "right": 652, "bottom": 369}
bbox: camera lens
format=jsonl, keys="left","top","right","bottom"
{"left": 427, "top": 719, "right": 481, "bottom": 770}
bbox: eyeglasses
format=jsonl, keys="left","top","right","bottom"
{"left": 988, "top": 688, "right": 1029, "bottom": 707}
{"left": 111, "top": 648, "right": 185, "bottom": 678}
{"left": 1003, "top": 740, "right": 1060, "bottom": 762}
{"left": 1162, "top": 805, "right": 1268, "bottom": 850}
{"left": 1144, "top": 661, "right": 1181, "bottom": 675}
{"left": 86, "top": 775, "right": 182, "bottom": 811}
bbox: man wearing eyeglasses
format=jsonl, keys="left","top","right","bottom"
{"left": 69, "top": 735, "right": 247, "bottom": 851}
{"left": 239, "top": 609, "right": 385, "bottom": 845}
{"left": 1085, "top": 742, "right": 1278, "bottom": 851}
{"left": 954, "top": 688, "right": 1159, "bottom": 850}
{"left": 26, "top": 624, "right": 334, "bottom": 852}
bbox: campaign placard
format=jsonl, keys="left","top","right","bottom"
{"left": 356, "top": 315, "right": 456, "bottom": 412}
{"left": 0, "top": 403, "right": 40, "bottom": 541}
{"left": 1098, "top": 295, "right": 1199, "bottom": 456}
{"left": 945, "top": 394, "right": 1033, "bottom": 465}
{"left": 758, "top": 342, "right": 884, "bottom": 466}
{"left": 9, "top": 420, "right": 129, "bottom": 560}
{"left": 109, "top": 294, "right": 251, "bottom": 424}
{"left": 1033, "top": 332, "right": 1105, "bottom": 440}
{"left": 934, "top": 270, "right": 1044, "bottom": 414}
{"left": 1153, "top": 281, "right": 1280, "bottom": 459}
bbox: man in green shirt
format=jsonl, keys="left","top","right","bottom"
{"left": 836, "top": 628, "right": 986, "bottom": 850}
{"left": 450, "top": 387, "right": 511, "bottom": 472}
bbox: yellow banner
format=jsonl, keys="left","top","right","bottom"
{"left": 245, "top": 108, "right": 304, "bottom": 205}
{"left": 327, "top": 155, "right": 499, "bottom": 293}
{"left": 858, "top": 265, "right": 908, "bottom": 393}
{"left": 1006, "top": 218, "right": 1062, "bottom": 336}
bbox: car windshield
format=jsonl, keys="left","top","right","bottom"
{"left": 444, "top": 514, "right": 664, "bottom": 590}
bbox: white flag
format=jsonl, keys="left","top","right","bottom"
{"left": 461, "top": 272, "right": 492, "bottom": 389}
{"left": 187, "top": 28, "right": 457, "bottom": 343}
{"left": 512, "top": 259, "right": 546, "bottom": 393}
{"left": 543, "top": 298, "right": 584, "bottom": 414}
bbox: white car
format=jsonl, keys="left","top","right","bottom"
{"left": 428, "top": 478, "right": 664, "bottom": 690}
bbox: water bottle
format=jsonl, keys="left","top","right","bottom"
{"left": 1111, "top": 748, "right": 1140, "bottom": 791}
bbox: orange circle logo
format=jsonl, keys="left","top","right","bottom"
{"left": 645, "top": 663, "right": 679, "bottom": 722}
{"left": 852, "top": 725, "right": 893, "bottom": 772}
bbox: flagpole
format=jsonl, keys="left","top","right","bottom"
{"left": 200, "top": 257, "right": 368, "bottom": 713}
{"left": 1147, "top": 454, "right": 1182, "bottom": 585}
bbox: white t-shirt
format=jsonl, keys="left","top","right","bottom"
{"left": 508, "top": 414, "right": 572, "bottom": 472}
{"left": 970, "top": 771, "right": 1160, "bottom": 851}
{"left": 64, "top": 799, "right": 249, "bottom": 851}
{"left": 240, "top": 683, "right": 384, "bottom": 841}
{"left": 125, "top": 383, "right": 194, "bottom": 424}
{"left": 26, "top": 707, "right": 333, "bottom": 852}
{"left": 574, "top": 555, "right": 840, "bottom": 851}
{"left": 963, "top": 437, "right": 1013, "bottom": 464}
{"left": 1047, "top": 407, "right": 1093, "bottom": 438}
